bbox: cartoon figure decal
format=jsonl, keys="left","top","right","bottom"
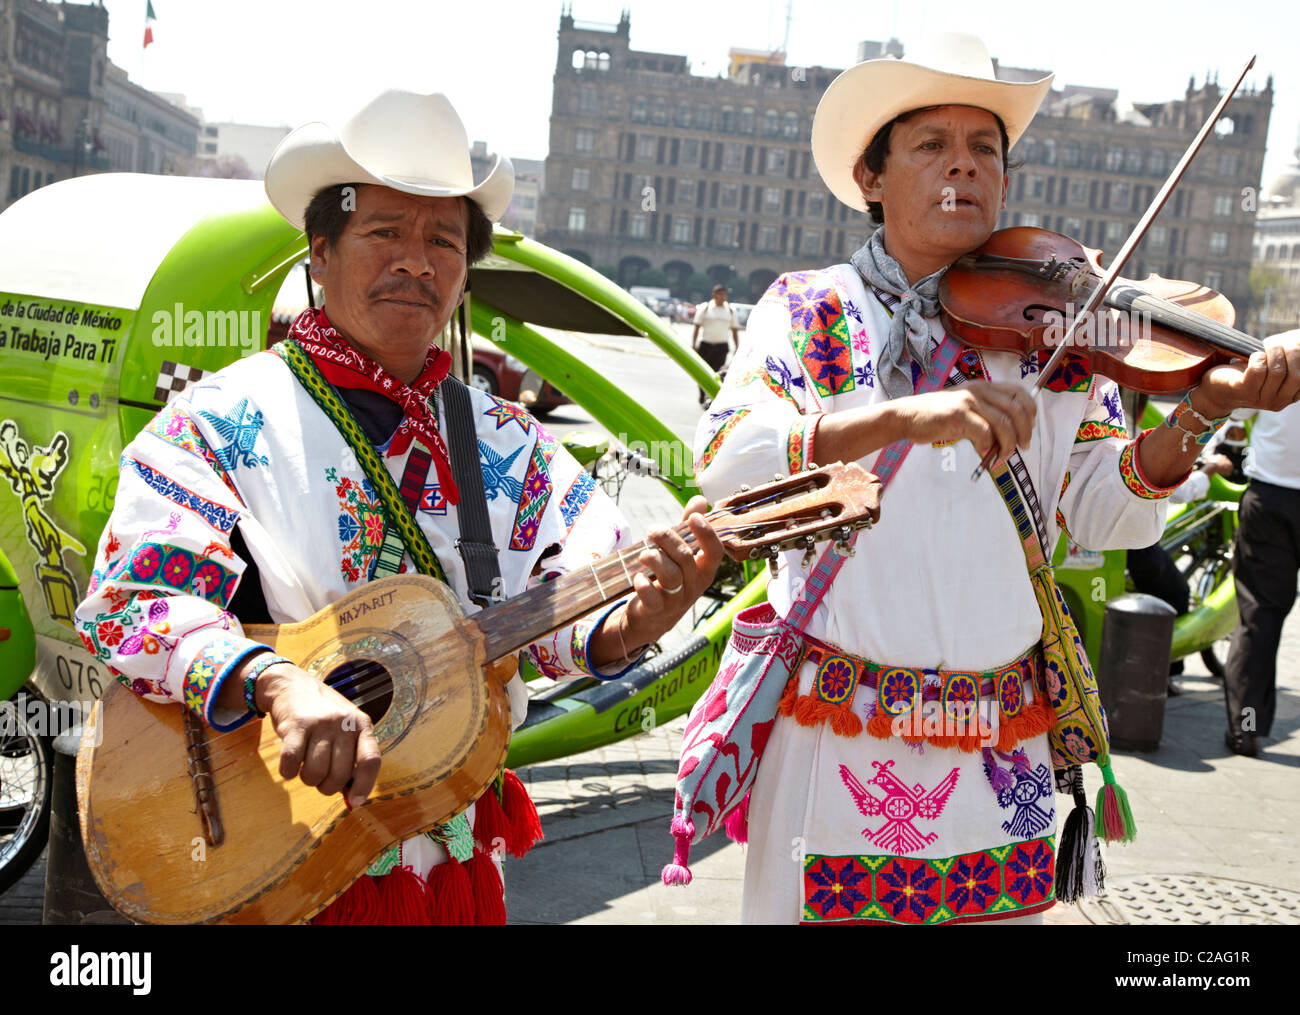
{"left": 0, "top": 420, "right": 85, "bottom": 627}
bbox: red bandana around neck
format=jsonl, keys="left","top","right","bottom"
{"left": 288, "top": 307, "right": 460, "bottom": 506}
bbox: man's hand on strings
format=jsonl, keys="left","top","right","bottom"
{"left": 1190, "top": 333, "right": 1300, "bottom": 418}
{"left": 218, "top": 658, "right": 381, "bottom": 809}
{"left": 589, "top": 496, "right": 723, "bottom": 668}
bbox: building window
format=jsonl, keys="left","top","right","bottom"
{"left": 766, "top": 148, "right": 788, "bottom": 174}
{"left": 8, "top": 166, "right": 19, "bottom": 199}
{"left": 681, "top": 138, "right": 700, "bottom": 165}
{"left": 652, "top": 97, "right": 668, "bottom": 125}
{"left": 1213, "top": 192, "right": 1233, "bottom": 216}
{"left": 763, "top": 187, "right": 783, "bottom": 213}
{"left": 800, "top": 229, "right": 821, "bottom": 255}
{"left": 1028, "top": 174, "right": 1045, "bottom": 199}
{"left": 1111, "top": 181, "right": 1131, "bottom": 211}
{"left": 204, "top": 125, "right": 218, "bottom": 137}
{"left": 721, "top": 183, "right": 740, "bottom": 208}
{"left": 807, "top": 192, "right": 826, "bottom": 217}
{"left": 1021, "top": 212, "right": 1041, "bottom": 228}
{"left": 1149, "top": 225, "right": 1168, "bottom": 251}
{"left": 760, "top": 225, "right": 780, "bottom": 251}
{"left": 568, "top": 207, "right": 587, "bottom": 232}
{"left": 579, "top": 88, "right": 599, "bottom": 113}
{"left": 696, "top": 105, "right": 713, "bottom": 130}
{"left": 1068, "top": 179, "right": 1089, "bottom": 206}
{"left": 1062, "top": 140, "right": 1080, "bottom": 168}
{"left": 1106, "top": 148, "right": 1124, "bottom": 172}
{"left": 720, "top": 107, "right": 735, "bottom": 132}
{"left": 715, "top": 220, "right": 738, "bottom": 247}
{"left": 1217, "top": 152, "right": 1239, "bottom": 177}
{"left": 678, "top": 179, "right": 697, "bottom": 205}
{"left": 629, "top": 213, "right": 648, "bottom": 238}
{"left": 739, "top": 107, "right": 755, "bottom": 134}
{"left": 1064, "top": 217, "right": 1083, "bottom": 236}
{"left": 1041, "top": 139, "right": 1056, "bottom": 166}
{"left": 783, "top": 112, "right": 800, "bottom": 138}
{"left": 1209, "top": 231, "right": 1228, "bottom": 256}
{"left": 630, "top": 97, "right": 647, "bottom": 122}
{"left": 203, "top": 142, "right": 218, "bottom": 154}
{"left": 637, "top": 136, "right": 658, "bottom": 161}
{"left": 763, "top": 110, "right": 780, "bottom": 136}
{"left": 1204, "top": 270, "right": 1223, "bottom": 290}
{"left": 676, "top": 103, "right": 692, "bottom": 127}
{"left": 672, "top": 217, "right": 693, "bottom": 243}
{"left": 723, "top": 143, "right": 744, "bottom": 171}
{"left": 1147, "top": 149, "right": 1167, "bottom": 176}
{"left": 1106, "top": 220, "right": 1126, "bottom": 245}
{"left": 1020, "top": 137, "right": 1038, "bottom": 163}
{"left": 571, "top": 167, "right": 590, "bottom": 191}
{"left": 575, "top": 128, "right": 595, "bottom": 153}
{"left": 1124, "top": 148, "right": 1143, "bottom": 173}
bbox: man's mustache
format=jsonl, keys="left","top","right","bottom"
{"left": 369, "top": 282, "right": 439, "bottom": 306}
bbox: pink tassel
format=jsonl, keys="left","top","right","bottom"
{"left": 661, "top": 826, "right": 694, "bottom": 886}
{"left": 723, "top": 793, "right": 750, "bottom": 845}
{"left": 670, "top": 814, "right": 695, "bottom": 839}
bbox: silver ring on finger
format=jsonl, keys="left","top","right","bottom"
{"left": 660, "top": 582, "right": 683, "bottom": 595}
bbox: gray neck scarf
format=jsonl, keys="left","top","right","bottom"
{"left": 849, "top": 227, "right": 946, "bottom": 401}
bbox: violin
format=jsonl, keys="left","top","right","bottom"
{"left": 939, "top": 225, "right": 1264, "bottom": 396}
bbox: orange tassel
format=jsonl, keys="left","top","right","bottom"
{"left": 467, "top": 849, "right": 508, "bottom": 925}
{"left": 867, "top": 708, "right": 897, "bottom": 740}
{"left": 426, "top": 858, "right": 475, "bottom": 925}
{"left": 828, "top": 702, "right": 863, "bottom": 737}
{"left": 778, "top": 675, "right": 799, "bottom": 716}
{"left": 501, "top": 769, "right": 543, "bottom": 858}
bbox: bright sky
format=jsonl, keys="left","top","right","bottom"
{"left": 101, "top": 0, "right": 1300, "bottom": 189}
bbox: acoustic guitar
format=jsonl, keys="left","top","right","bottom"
{"left": 76, "top": 462, "right": 881, "bottom": 924}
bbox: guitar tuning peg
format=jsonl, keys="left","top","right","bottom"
{"left": 738, "top": 484, "right": 751, "bottom": 493}
{"left": 774, "top": 474, "right": 785, "bottom": 483}
{"left": 800, "top": 534, "right": 817, "bottom": 569}
{"left": 833, "top": 525, "right": 856, "bottom": 556}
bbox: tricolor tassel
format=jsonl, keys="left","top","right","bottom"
{"left": 723, "top": 792, "right": 750, "bottom": 844}
{"left": 501, "top": 769, "right": 544, "bottom": 857}
{"left": 1095, "top": 761, "right": 1137, "bottom": 843}
{"left": 1055, "top": 765, "right": 1107, "bottom": 903}
{"left": 466, "top": 849, "right": 508, "bottom": 925}
{"left": 662, "top": 815, "right": 694, "bottom": 885}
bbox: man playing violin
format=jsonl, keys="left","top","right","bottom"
{"left": 692, "top": 32, "right": 1300, "bottom": 924}
{"left": 76, "top": 90, "right": 722, "bottom": 923}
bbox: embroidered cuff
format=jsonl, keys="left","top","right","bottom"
{"left": 1074, "top": 420, "right": 1129, "bottom": 444}
{"left": 184, "top": 634, "right": 272, "bottom": 731}
{"left": 786, "top": 413, "right": 823, "bottom": 473}
{"left": 695, "top": 409, "right": 750, "bottom": 475}
{"left": 527, "top": 599, "right": 646, "bottom": 682}
{"left": 1119, "top": 428, "right": 1192, "bottom": 500}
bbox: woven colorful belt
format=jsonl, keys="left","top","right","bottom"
{"left": 778, "top": 633, "right": 1055, "bottom": 753}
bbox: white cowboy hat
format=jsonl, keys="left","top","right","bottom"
{"left": 264, "top": 89, "right": 514, "bottom": 231}
{"left": 811, "top": 32, "right": 1053, "bottom": 213}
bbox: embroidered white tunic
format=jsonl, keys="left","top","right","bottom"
{"left": 75, "top": 349, "right": 638, "bottom": 886}
{"left": 694, "top": 265, "right": 1177, "bottom": 924}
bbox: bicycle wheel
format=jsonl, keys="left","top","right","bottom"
{"left": 0, "top": 683, "right": 54, "bottom": 895}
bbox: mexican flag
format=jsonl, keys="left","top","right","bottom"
{"left": 143, "top": 1, "right": 157, "bottom": 48}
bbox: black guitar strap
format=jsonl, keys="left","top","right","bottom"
{"left": 441, "top": 377, "right": 503, "bottom": 607}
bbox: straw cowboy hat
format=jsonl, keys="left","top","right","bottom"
{"left": 811, "top": 32, "right": 1053, "bottom": 212}
{"left": 264, "top": 89, "right": 514, "bottom": 231}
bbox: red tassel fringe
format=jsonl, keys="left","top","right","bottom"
{"left": 473, "top": 778, "right": 512, "bottom": 857}
{"left": 501, "top": 769, "right": 543, "bottom": 858}
{"left": 467, "top": 849, "right": 508, "bottom": 925}
{"left": 427, "top": 858, "right": 476, "bottom": 924}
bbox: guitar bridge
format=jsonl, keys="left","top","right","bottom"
{"left": 183, "top": 709, "right": 225, "bottom": 848}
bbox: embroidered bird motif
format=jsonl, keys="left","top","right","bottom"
{"left": 839, "top": 760, "right": 960, "bottom": 855}
{"left": 198, "top": 398, "right": 269, "bottom": 471}
{"left": 478, "top": 439, "right": 524, "bottom": 502}
{"left": 997, "top": 760, "right": 1055, "bottom": 839}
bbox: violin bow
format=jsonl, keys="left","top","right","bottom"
{"left": 971, "top": 54, "right": 1258, "bottom": 481}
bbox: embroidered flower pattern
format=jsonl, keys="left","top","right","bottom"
{"left": 946, "top": 852, "right": 1003, "bottom": 914}
{"left": 805, "top": 858, "right": 871, "bottom": 919}
{"left": 1004, "top": 839, "right": 1055, "bottom": 906}
{"left": 876, "top": 858, "right": 942, "bottom": 922}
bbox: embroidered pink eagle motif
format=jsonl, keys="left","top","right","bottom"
{"left": 838, "top": 760, "right": 960, "bottom": 855}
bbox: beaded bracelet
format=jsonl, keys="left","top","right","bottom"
{"left": 1164, "top": 392, "right": 1229, "bottom": 453}
{"left": 243, "top": 652, "right": 291, "bottom": 716}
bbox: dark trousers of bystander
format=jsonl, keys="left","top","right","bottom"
{"left": 695, "top": 342, "right": 729, "bottom": 405}
{"left": 1224, "top": 479, "right": 1300, "bottom": 739}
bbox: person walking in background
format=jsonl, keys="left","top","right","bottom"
{"left": 1223, "top": 362, "right": 1300, "bottom": 757}
{"left": 691, "top": 284, "right": 738, "bottom": 407}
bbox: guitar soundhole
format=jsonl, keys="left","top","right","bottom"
{"left": 325, "top": 659, "right": 394, "bottom": 726}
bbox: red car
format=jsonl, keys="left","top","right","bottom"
{"left": 471, "top": 340, "right": 571, "bottom": 419}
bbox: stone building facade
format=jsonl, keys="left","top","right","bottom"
{"left": 2, "top": 0, "right": 198, "bottom": 210}
{"left": 538, "top": 11, "right": 1271, "bottom": 317}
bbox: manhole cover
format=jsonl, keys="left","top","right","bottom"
{"left": 1074, "top": 875, "right": 1300, "bottom": 925}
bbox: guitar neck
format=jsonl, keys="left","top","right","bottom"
{"left": 472, "top": 518, "right": 700, "bottom": 662}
